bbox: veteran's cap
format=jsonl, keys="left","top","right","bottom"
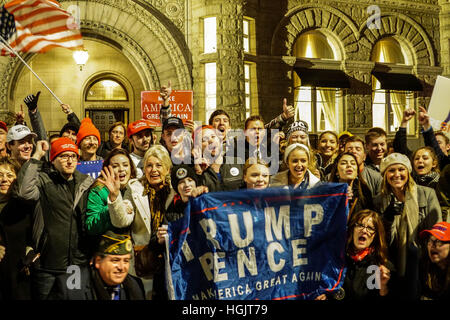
{"left": 97, "top": 231, "right": 133, "bottom": 255}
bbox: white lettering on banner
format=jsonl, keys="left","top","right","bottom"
{"left": 264, "top": 205, "right": 291, "bottom": 242}
{"left": 229, "top": 211, "right": 254, "bottom": 248}
{"left": 303, "top": 204, "right": 324, "bottom": 238}
{"left": 237, "top": 247, "right": 258, "bottom": 278}
{"left": 292, "top": 239, "right": 308, "bottom": 266}
{"left": 199, "top": 218, "right": 221, "bottom": 249}
{"left": 193, "top": 204, "right": 326, "bottom": 285}
{"left": 267, "top": 242, "right": 285, "bottom": 272}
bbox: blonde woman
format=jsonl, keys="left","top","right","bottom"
{"left": 374, "top": 152, "right": 442, "bottom": 299}
{"left": 270, "top": 143, "right": 320, "bottom": 189}
{"left": 106, "top": 144, "right": 175, "bottom": 299}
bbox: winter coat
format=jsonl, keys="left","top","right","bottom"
{"left": 199, "top": 159, "right": 244, "bottom": 193}
{"left": 269, "top": 169, "right": 321, "bottom": 189}
{"left": 0, "top": 196, "right": 34, "bottom": 300}
{"left": 13, "top": 158, "right": 93, "bottom": 272}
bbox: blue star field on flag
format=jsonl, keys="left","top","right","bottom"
{"left": 0, "top": 5, "right": 15, "bottom": 42}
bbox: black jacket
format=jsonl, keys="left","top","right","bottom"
{"left": 0, "top": 196, "right": 35, "bottom": 300}
{"left": 49, "top": 264, "right": 145, "bottom": 300}
{"left": 14, "top": 159, "right": 93, "bottom": 272}
{"left": 200, "top": 158, "right": 244, "bottom": 193}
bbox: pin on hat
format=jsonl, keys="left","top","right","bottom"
{"left": 97, "top": 231, "right": 133, "bottom": 255}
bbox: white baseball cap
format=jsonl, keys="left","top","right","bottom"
{"left": 6, "top": 125, "right": 37, "bottom": 143}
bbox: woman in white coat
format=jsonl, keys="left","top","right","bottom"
{"left": 104, "top": 144, "right": 175, "bottom": 299}
{"left": 270, "top": 143, "right": 320, "bottom": 189}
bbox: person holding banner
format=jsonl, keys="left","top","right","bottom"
{"left": 85, "top": 148, "right": 137, "bottom": 237}
{"left": 328, "top": 152, "right": 373, "bottom": 219}
{"left": 107, "top": 145, "right": 175, "bottom": 299}
{"left": 374, "top": 152, "right": 442, "bottom": 299}
{"left": 270, "top": 143, "right": 320, "bottom": 189}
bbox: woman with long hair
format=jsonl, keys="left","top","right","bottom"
{"left": 374, "top": 152, "right": 442, "bottom": 298}
{"left": 106, "top": 145, "right": 175, "bottom": 299}
{"left": 85, "top": 148, "right": 136, "bottom": 236}
{"left": 315, "top": 131, "right": 339, "bottom": 179}
{"left": 329, "top": 152, "right": 373, "bottom": 219}
{"left": 412, "top": 146, "right": 440, "bottom": 189}
{"left": 418, "top": 222, "right": 450, "bottom": 300}
{"left": 316, "top": 209, "right": 393, "bottom": 300}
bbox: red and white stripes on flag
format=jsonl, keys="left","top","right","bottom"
{"left": 1, "top": 0, "right": 83, "bottom": 56}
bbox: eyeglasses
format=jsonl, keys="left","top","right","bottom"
{"left": 427, "top": 238, "right": 447, "bottom": 248}
{"left": 58, "top": 154, "right": 78, "bottom": 162}
{"left": 355, "top": 223, "right": 376, "bottom": 235}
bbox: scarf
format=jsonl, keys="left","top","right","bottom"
{"left": 393, "top": 184, "right": 420, "bottom": 277}
{"left": 142, "top": 180, "right": 170, "bottom": 233}
{"left": 413, "top": 171, "right": 440, "bottom": 188}
{"left": 349, "top": 247, "right": 373, "bottom": 262}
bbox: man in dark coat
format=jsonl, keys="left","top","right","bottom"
{"left": 14, "top": 137, "right": 94, "bottom": 299}
{"left": 49, "top": 231, "right": 145, "bottom": 300}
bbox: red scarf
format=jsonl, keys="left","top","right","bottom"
{"left": 350, "top": 247, "right": 373, "bottom": 262}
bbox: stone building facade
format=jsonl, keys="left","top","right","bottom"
{"left": 0, "top": 0, "right": 446, "bottom": 146}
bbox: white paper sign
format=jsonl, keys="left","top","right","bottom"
{"left": 428, "top": 75, "right": 450, "bottom": 132}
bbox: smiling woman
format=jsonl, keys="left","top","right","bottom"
{"left": 374, "top": 152, "right": 442, "bottom": 298}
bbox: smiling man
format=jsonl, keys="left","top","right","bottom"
{"left": 49, "top": 231, "right": 145, "bottom": 300}
{"left": 15, "top": 137, "right": 94, "bottom": 299}
{"left": 6, "top": 124, "right": 38, "bottom": 166}
{"left": 365, "top": 127, "right": 388, "bottom": 172}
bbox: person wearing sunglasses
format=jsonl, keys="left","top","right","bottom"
{"left": 316, "top": 209, "right": 394, "bottom": 300}
{"left": 418, "top": 222, "right": 450, "bottom": 300}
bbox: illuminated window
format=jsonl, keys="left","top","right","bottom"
{"left": 85, "top": 79, "right": 128, "bottom": 101}
{"left": 244, "top": 63, "right": 251, "bottom": 118}
{"left": 205, "top": 63, "right": 217, "bottom": 122}
{"left": 204, "top": 17, "right": 217, "bottom": 53}
{"left": 243, "top": 19, "right": 250, "bottom": 53}
{"left": 293, "top": 30, "right": 341, "bottom": 133}
{"left": 371, "top": 37, "right": 415, "bottom": 134}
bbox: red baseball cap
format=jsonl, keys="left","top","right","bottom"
{"left": 50, "top": 137, "right": 79, "bottom": 161}
{"left": 127, "top": 119, "right": 153, "bottom": 139}
{"left": 420, "top": 222, "right": 450, "bottom": 242}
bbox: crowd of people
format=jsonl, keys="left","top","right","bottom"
{"left": 0, "top": 82, "right": 449, "bottom": 301}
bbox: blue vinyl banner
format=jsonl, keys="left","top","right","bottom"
{"left": 76, "top": 160, "right": 103, "bottom": 179}
{"left": 166, "top": 183, "right": 349, "bottom": 300}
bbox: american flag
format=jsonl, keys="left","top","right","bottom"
{"left": 0, "top": 0, "right": 83, "bottom": 56}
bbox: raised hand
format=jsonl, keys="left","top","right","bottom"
{"left": 282, "top": 98, "right": 294, "bottom": 120}
{"left": 32, "top": 140, "right": 49, "bottom": 160}
{"left": 61, "top": 104, "right": 73, "bottom": 115}
{"left": 98, "top": 165, "right": 121, "bottom": 202}
{"left": 400, "top": 108, "right": 416, "bottom": 127}
{"left": 23, "top": 91, "right": 41, "bottom": 112}
{"left": 160, "top": 80, "right": 172, "bottom": 105}
{"left": 418, "top": 106, "right": 431, "bottom": 130}
{"left": 379, "top": 265, "right": 391, "bottom": 296}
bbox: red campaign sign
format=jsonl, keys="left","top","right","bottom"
{"left": 141, "top": 90, "right": 193, "bottom": 127}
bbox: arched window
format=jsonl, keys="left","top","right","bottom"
{"left": 85, "top": 78, "right": 128, "bottom": 101}
{"left": 84, "top": 77, "right": 129, "bottom": 142}
{"left": 293, "top": 30, "right": 345, "bottom": 133}
{"left": 371, "top": 37, "right": 417, "bottom": 135}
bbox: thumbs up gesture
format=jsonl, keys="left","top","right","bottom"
{"left": 282, "top": 98, "right": 294, "bottom": 120}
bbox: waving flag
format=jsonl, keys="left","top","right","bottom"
{"left": 0, "top": 0, "right": 83, "bottom": 56}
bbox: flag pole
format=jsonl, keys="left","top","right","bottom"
{"left": 0, "top": 35, "right": 63, "bottom": 104}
